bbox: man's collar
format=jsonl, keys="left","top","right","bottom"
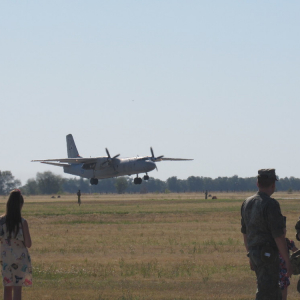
{"left": 257, "top": 191, "right": 271, "bottom": 197}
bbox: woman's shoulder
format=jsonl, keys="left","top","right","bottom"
{"left": 21, "top": 218, "right": 29, "bottom": 227}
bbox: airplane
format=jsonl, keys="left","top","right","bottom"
{"left": 32, "top": 134, "right": 193, "bottom": 185}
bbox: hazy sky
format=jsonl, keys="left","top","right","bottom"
{"left": 1, "top": 1, "right": 300, "bottom": 185}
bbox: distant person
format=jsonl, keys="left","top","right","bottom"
{"left": 0, "top": 189, "right": 32, "bottom": 300}
{"left": 241, "top": 169, "right": 291, "bottom": 300}
{"left": 204, "top": 190, "right": 208, "bottom": 199}
{"left": 77, "top": 189, "right": 81, "bottom": 206}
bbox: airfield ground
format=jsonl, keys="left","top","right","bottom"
{"left": 0, "top": 192, "right": 300, "bottom": 300}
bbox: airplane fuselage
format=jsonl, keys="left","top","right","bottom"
{"left": 63, "top": 157, "right": 156, "bottom": 179}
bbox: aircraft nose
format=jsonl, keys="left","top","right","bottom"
{"left": 146, "top": 160, "right": 156, "bottom": 171}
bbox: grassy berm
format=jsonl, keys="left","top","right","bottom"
{"left": 0, "top": 192, "right": 300, "bottom": 300}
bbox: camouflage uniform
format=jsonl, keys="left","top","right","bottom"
{"left": 241, "top": 191, "right": 285, "bottom": 300}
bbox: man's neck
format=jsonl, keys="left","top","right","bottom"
{"left": 258, "top": 187, "right": 273, "bottom": 196}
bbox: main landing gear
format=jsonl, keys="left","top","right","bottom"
{"left": 134, "top": 174, "right": 149, "bottom": 184}
{"left": 90, "top": 178, "right": 98, "bottom": 185}
{"left": 134, "top": 177, "right": 142, "bottom": 184}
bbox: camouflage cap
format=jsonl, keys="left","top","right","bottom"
{"left": 257, "top": 169, "right": 279, "bottom": 181}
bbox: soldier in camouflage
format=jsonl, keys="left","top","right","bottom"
{"left": 294, "top": 205, "right": 300, "bottom": 293}
{"left": 241, "top": 169, "right": 292, "bottom": 300}
{"left": 77, "top": 189, "right": 81, "bottom": 206}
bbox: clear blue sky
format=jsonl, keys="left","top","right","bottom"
{"left": 1, "top": 1, "right": 300, "bottom": 185}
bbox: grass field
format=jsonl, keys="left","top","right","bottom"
{"left": 0, "top": 191, "right": 300, "bottom": 300}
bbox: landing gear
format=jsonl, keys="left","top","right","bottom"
{"left": 90, "top": 178, "right": 98, "bottom": 185}
{"left": 134, "top": 174, "right": 149, "bottom": 184}
{"left": 134, "top": 177, "right": 142, "bottom": 184}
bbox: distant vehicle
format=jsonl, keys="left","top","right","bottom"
{"left": 32, "top": 134, "right": 193, "bottom": 185}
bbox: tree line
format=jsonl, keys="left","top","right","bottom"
{"left": 1, "top": 170, "right": 300, "bottom": 195}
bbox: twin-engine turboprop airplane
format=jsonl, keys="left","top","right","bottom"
{"left": 32, "top": 134, "right": 193, "bottom": 185}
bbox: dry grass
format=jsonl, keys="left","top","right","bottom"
{"left": 0, "top": 191, "right": 300, "bottom": 299}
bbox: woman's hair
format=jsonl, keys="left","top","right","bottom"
{"left": 5, "top": 189, "right": 24, "bottom": 238}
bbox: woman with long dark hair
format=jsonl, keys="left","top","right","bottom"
{"left": 0, "top": 189, "right": 32, "bottom": 300}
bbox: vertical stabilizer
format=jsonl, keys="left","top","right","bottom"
{"left": 66, "top": 134, "right": 80, "bottom": 158}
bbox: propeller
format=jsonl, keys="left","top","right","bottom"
{"left": 102, "top": 148, "right": 120, "bottom": 170}
{"left": 106, "top": 148, "right": 120, "bottom": 160}
{"left": 150, "top": 147, "right": 164, "bottom": 162}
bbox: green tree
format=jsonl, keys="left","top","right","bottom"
{"left": 36, "top": 171, "right": 64, "bottom": 194}
{"left": 187, "top": 176, "right": 204, "bottom": 192}
{"left": 21, "top": 178, "right": 39, "bottom": 195}
{"left": 114, "top": 177, "right": 128, "bottom": 194}
{"left": 0, "top": 171, "right": 21, "bottom": 195}
{"left": 166, "top": 176, "right": 179, "bottom": 192}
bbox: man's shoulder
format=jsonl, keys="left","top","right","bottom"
{"left": 243, "top": 193, "right": 260, "bottom": 204}
{"left": 255, "top": 193, "right": 281, "bottom": 213}
{"left": 242, "top": 192, "right": 278, "bottom": 208}
{"left": 258, "top": 192, "right": 279, "bottom": 204}
{"left": 267, "top": 196, "right": 281, "bottom": 210}
{"left": 241, "top": 193, "right": 259, "bottom": 212}
{"left": 254, "top": 192, "right": 280, "bottom": 205}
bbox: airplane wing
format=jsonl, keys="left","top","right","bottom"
{"left": 157, "top": 158, "right": 194, "bottom": 162}
{"left": 144, "top": 148, "right": 193, "bottom": 163}
{"left": 32, "top": 158, "right": 98, "bottom": 164}
{"left": 140, "top": 156, "right": 193, "bottom": 162}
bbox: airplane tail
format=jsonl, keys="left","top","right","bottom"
{"left": 66, "top": 134, "right": 80, "bottom": 158}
